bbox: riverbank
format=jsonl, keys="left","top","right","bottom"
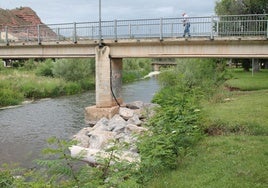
{"left": 147, "top": 69, "right": 268, "bottom": 187}
{"left": 0, "top": 58, "right": 152, "bottom": 108}
{"left": 2, "top": 59, "right": 267, "bottom": 187}
{"left": 0, "top": 77, "right": 159, "bottom": 168}
{"left": 0, "top": 64, "right": 94, "bottom": 108}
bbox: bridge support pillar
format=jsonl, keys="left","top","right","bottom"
{"left": 153, "top": 64, "right": 160, "bottom": 71}
{"left": 85, "top": 46, "right": 123, "bottom": 122}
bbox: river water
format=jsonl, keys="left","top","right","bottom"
{"left": 0, "top": 77, "right": 159, "bottom": 168}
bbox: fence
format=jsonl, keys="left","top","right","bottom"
{"left": 0, "top": 14, "right": 267, "bottom": 44}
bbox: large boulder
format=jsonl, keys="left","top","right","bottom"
{"left": 69, "top": 145, "right": 140, "bottom": 165}
{"left": 127, "top": 114, "right": 143, "bottom": 126}
{"left": 119, "top": 107, "right": 134, "bottom": 120}
{"left": 72, "top": 127, "right": 92, "bottom": 147}
{"left": 91, "top": 117, "right": 110, "bottom": 131}
{"left": 107, "top": 114, "right": 127, "bottom": 132}
{"left": 88, "top": 130, "right": 116, "bottom": 149}
{"left": 71, "top": 101, "right": 157, "bottom": 165}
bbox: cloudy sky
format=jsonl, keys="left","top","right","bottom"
{"left": 0, "top": 0, "right": 217, "bottom": 24}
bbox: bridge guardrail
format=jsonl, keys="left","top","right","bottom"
{"left": 0, "top": 14, "right": 267, "bottom": 45}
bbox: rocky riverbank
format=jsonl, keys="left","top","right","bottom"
{"left": 70, "top": 101, "right": 158, "bottom": 165}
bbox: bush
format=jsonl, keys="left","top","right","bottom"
{"left": 123, "top": 58, "right": 152, "bottom": 72}
{"left": 78, "top": 78, "right": 95, "bottom": 90}
{"left": 0, "top": 168, "right": 14, "bottom": 187}
{"left": 0, "top": 88, "right": 24, "bottom": 107}
{"left": 158, "top": 59, "right": 231, "bottom": 99}
{"left": 35, "top": 59, "right": 54, "bottom": 77}
{"left": 64, "top": 82, "right": 82, "bottom": 95}
{"left": 138, "top": 87, "right": 202, "bottom": 181}
{"left": 137, "top": 59, "right": 230, "bottom": 183}
{"left": 21, "top": 59, "right": 37, "bottom": 70}
{"left": 122, "top": 70, "right": 143, "bottom": 83}
{"left": 123, "top": 58, "right": 152, "bottom": 82}
{"left": 52, "top": 58, "right": 94, "bottom": 82}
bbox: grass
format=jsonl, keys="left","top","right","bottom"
{"left": 225, "top": 69, "right": 268, "bottom": 91}
{"left": 204, "top": 69, "right": 268, "bottom": 135}
{"left": 0, "top": 70, "right": 62, "bottom": 107}
{"left": 203, "top": 89, "right": 268, "bottom": 136}
{"left": 146, "top": 68, "right": 268, "bottom": 188}
{"left": 0, "top": 69, "right": 92, "bottom": 107}
{"left": 147, "top": 136, "right": 268, "bottom": 188}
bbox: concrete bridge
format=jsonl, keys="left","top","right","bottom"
{"left": 0, "top": 14, "right": 268, "bottom": 120}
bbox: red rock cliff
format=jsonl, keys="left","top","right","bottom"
{"left": 0, "top": 7, "right": 43, "bottom": 27}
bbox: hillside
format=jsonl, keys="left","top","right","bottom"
{"left": 0, "top": 7, "right": 57, "bottom": 42}
{"left": 0, "top": 7, "right": 43, "bottom": 27}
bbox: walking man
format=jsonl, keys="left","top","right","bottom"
{"left": 182, "top": 13, "right": 191, "bottom": 37}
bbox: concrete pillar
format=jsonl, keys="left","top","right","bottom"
{"left": 153, "top": 64, "right": 160, "bottom": 71}
{"left": 95, "top": 46, "right": 111, "bottom": 107}
{"left": 84, "top": 46, "right": 123, "bottom": 123}
{"left": 265, "top": 61, "right": 268, "bottom": 69}
{"left": 110, "top": 58, "right": 123, "bottom": 105}
{"left": 252, "top": 58, "right": 260, "bottom": 72}
{"left": 95, "top": 46, "right": 123, "bottom": 107}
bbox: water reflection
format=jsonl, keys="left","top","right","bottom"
{"left": 0, "top": 77, "right": 159, "bottom": 167}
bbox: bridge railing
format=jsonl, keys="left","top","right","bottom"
{"left": 0, "top": 14, "right": 267, "bottom": 44}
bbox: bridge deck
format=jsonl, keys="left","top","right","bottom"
{"left": 0, "top": 14, "right": 267, "bottom": 59}
{"left": 0, "top": 36, "right": 267, "bottom": 59}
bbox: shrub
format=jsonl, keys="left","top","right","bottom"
{"left": 21, "top": 59, "right": 37, "bottom": 70}
{"left": 138, "top": 87, "right": 202, "bottom": 182}
{"left": 23, "top": 137, "right": 139, "bottom": 187}
{"left": 0, "top": 88, "right": 24, "bottom": 107}
{"left": 17, "top": 77, "right": 67, "bottom": 99}
{"left": 122, "top": 70, "right": 143, "bottom": 83}
{"left": 137, "top": 58, "right": 230, "bottom": 183}
{"left": 78, "top": 78, "right": 95, "bottom": 90}
{"left": 0, "top": 168, "right": 14, "bottom": 187}
{"left": 123, "top": 58, "right": 152, "bottom": 82}
{"left": 52, "top": 58, "right": 94, "bottom": 82}
{"left": 35, "top": 59, "right": 54, "bottom": 77}
{"left": 64, "top": 82, "right": 82, "bottom": 95}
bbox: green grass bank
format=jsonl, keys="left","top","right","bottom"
{"left": 148, "top": 68, "right": 268, "bottom": 188}
{"left": 1, "top": 60, "right": 267, "bottom": 187}
{"left": 0, "top": 58, "right": 152, "bottom": 108}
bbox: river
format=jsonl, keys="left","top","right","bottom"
{"left": 0, "top": 77, "right": 159, "bottom": 168}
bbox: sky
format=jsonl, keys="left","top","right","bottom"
{"left": 0, "top": 0, "right": 217, "bottom": 24}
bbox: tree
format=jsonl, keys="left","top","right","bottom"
{"left": 215, "top": 0, "right": 268, "bottom": 71}
{"left": 215, "top": 0, "right": 268, "bottom": 15}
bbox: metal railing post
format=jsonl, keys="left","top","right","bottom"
{"left": 91, "top": 26, "right": 94, "bottom": 39}
{"left": 5, "top": 26, "right": 9, "bottom": 45}
{"left": 27, "top": 28, "right": 29, "bottom": 42}
{"left": 114, "top": 19, "right": 117, "bottom": 41}
{"left": 267, "top": 20, "right": 268, "bottom": 39}
{"left": 37, "top": 24, "right": 41, "bottom": 44}
{"left": 210, "top": 15, "right": 214, "bottom": 40}
{"left": 73, "top": 22, "right": 77, "bottom": 43}
{"left": 129, "top": 24, "right": 132, "bottom": 38}
{"left": 98, "top": 0, "right": 102, "bottom": 47}
{"left": 216, "top": 16, "right": 219, "bottom": 36}
{"left": 171, "top": 23, "right": 174, "bottom": 37}
{"left": 160, "top": 17, "right": 163, "bottom": 41}
{"left": 57, "top": 28, "right": 60, "bottom": 41}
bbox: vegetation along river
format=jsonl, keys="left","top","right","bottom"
{"left": 0, "top": 77, "right": 159, "bottom": 168}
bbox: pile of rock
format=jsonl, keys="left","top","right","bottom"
{"left": 70, "top": 101, "right": 158, "bottom": 165}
